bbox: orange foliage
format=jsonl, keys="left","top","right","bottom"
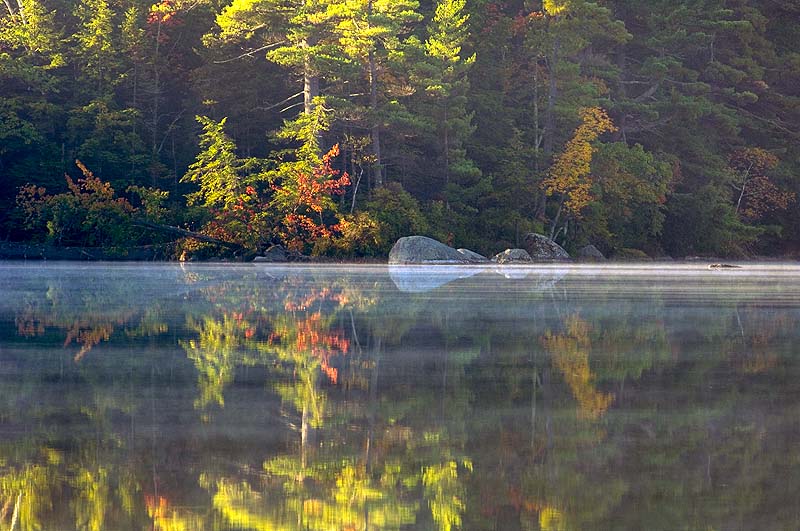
{"left": 15, "top": 302, "right": 133, "bottom": 362}
{"left": 543, "top": 316, "right": 614, "bottom": 420}
{"left": 271, "top": 144, "right": 350, "bottom": 252}
{"left": 729, "top": 147, "right": 794, "bottom": 220}
{"left": 145, "top": 495, "right": 170, "bottom": 519}
{"left": 270, "top": 308, "right": 350, "bottom": 385}
{"left": 283, "top": 287, "right": 350, "bottom": 312}
{"left": 147, "top": 0, "right": 180, "bottom": 25}
{"left": 542, "top": 107, "right": 616, "bottom": 218}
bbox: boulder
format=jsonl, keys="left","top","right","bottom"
{"left": 522, "top": 233, "right": 570, "bottom": 261}
{"left": 254, "top": 244, "right": 288, "bottom": 262}
{"left": 492, "top": 248, "right": 533, "bottom": 264}
{"left": 577, "top": 244, "right": 605, "bottom": 261}
{"left": 389, "top": 236, "right": 477, "bottom": 264}
{"left": 457, "top": 248, "right": 489, "bottom": 262}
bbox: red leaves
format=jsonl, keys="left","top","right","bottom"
{"left": 272, "top": 144, "right": 350, "bottom": 252}
{"left": 147, "top": 0, "right": 180, "bottom": 25}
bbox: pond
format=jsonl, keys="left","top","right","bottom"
{"left": 0, "top": 262, "right": 799, "bottom": 530}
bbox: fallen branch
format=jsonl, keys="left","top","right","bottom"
{"left": 131, "top": 220, "right": 243, "bottom": 250}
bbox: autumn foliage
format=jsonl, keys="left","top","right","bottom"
{"left": 729, "top": 148, "right": 794, "bottom": 221}
{"left": 542, "top": 107, "right": 617, "bottom": 219}
{"left": 270, "top": 144, "right": 351, "bottom": 252}
{"left": 543, "top": 316, "right": 614, "bottom": 420}
{"left": 16, "top": 160, "right": 137, "bottom": 247}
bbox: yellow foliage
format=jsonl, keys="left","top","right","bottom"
{"left": 539, "top": 505, "right": 567, "bottom": 531}
{"left": 542, "top": 107, "right": 617, "bottom": 218}
{"left": 543, "top": 0, "right": 569, "bottom": 16}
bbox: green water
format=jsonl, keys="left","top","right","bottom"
{"left": 1, "top": 262, "right": 799, "bottom": 530}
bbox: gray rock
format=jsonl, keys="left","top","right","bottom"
{"left": 388, "top": 236, "right": 476, "bottom": 264}
{"left": 577, "top": 244, "right": 605, "bottom": 261}
{"left": 492, "top": 248, "right": 533, "bottom": 264}
{"left": 254, "top": 244, "right": 287, "bottom": 262}
{"left": 522, "top": 233, "right": 570, "bottom": 261}
{"left": 457, "top": 248, "right": 489, "bottom": 262}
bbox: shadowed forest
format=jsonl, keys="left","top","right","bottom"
{"left": 2, "top": 0, "right": 799, "bottom": 259}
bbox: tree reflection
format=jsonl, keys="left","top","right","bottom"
{"left": 2, "top": 267, "right": 800, "bottom": 529}
{"left": 544, "top": 315, "right": 614, "bottom": 420}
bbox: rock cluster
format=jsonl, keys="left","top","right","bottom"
{"left": 388, "top": 234, "right": 574, "bottom": 264}
{"left": 388, "top": 236, "right": 488, "bottom": 264}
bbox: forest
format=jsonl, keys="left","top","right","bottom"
{"left": 1, "top": 0, "right": 799, "bottom": 259}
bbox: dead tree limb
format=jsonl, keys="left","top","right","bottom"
{"left": 131, "top": 220, "right": 243, "bottom": 250}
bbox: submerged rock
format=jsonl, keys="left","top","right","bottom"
{"left": 522, "top": 233, "right": 570, "bottom": 261}
{"left": 492, "top": 248, "right": 533, "bottom": 264}
{"left": 389, "top": 236, "right": 479, "bottom": 264}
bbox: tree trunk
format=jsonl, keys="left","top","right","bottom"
{"left": 303, "top": 41, "right": 319, "bottom": 116}
{"left": 2, "top": 0, "right": 16, "bottom": 18}
{"left": 131, "top": 220, "right": 244, "bottom": 250}
{"left": 533, "top": 63, "right": 547, "bottom": 218}
{"left": 150, "top": 19, "right": 162, "bottom": 186}
{"left": 548, "top": 195, "right": 564, "bottom": 240}
{"left": 543, "top": 35, "right": 560, "bottom": 160}
{"left": 443, "top": 103, "right": 449, "bottom": 185}
{"left": 735, "top": 163, "right": 753, "bottom": 215}
{"left": 368, "top": 0, "right": 383, "bottom": 188}
{"left": 369, "top": 51, "right": 382, "bottom": 187}
{"left": 303, "top": 60, "right": 319, "bottom": 114}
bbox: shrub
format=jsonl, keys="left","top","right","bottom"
{"left": 16, "top": 160, "right": 137, "bottom": 247}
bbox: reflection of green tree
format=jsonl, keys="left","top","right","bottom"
{"left": 182, "top": 315, "right": 243, "bottom": 411}
{"left": 423, "top": 459, "right": 471, "bottom": 531}
{"left": 0, "top": 457, "right": 56, "bottom": 531}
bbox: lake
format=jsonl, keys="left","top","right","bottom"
{"left": 1, "top": 262, "right": 799, "bottom": 530}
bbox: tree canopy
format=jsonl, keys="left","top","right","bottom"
{"left": 2, "top": 0, "right": 799, "bottom": 258}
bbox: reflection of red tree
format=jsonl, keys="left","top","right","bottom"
{"left": 145, "top": 494, "right": 169, "bottom": 518}
{"left": 270, "top": 312, "right": 350, "bottom": 384}
{"left": 283, "top": 287, "right": 350, "bottom": 312}
{"left": 65, "top": 322, "right": 115, "bottom": 362}
{"left": 16, "top": 305, "right": 133, "bottom": 362}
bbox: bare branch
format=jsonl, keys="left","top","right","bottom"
{"left": 213, "top": 41, "right": 286, "bottom": 64}
{"left": 279, "top": 101, "right": 305, "bottom": 114}
{"left": 255, "top": 91, "right": 304, "bottom": 112}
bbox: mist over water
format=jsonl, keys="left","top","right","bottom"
{"left": 1, "top": 262, "right": 799, "bottom": 530}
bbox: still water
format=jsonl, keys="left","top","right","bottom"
{"left": 1, "top": 262, "right": 799, "bottom": 530}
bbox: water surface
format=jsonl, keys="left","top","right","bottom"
{"left": 1, "top": 262, "right": 799, "bottom": 530}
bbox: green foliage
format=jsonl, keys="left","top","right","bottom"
{"left": 2, "top": 0, "right": 800, "bottom": 256}
{"left": 583, "top": 142, "right": 673, "bottom": 252}
{"left": 662, "top": 186, "right": 762, "bottom": 257}
{"left": 365, "top": 183, "right": 430, "bottom": 252}
{"left": 313, "top": 211, "right": 384, "bottom": 257}
{"left": 183, "top": 116, "right": 259, "bottom": 210}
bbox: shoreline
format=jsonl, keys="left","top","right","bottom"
{"left": 2, "top": 242, "right": 798, "bottom": 265}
